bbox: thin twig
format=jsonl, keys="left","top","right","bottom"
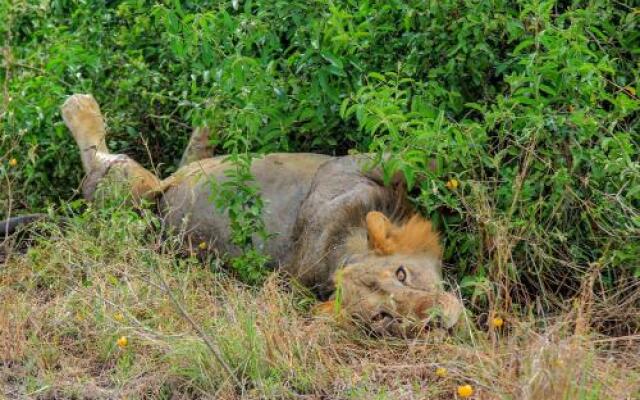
{"left": 151, "top": 260, "right": 242, "bottom": 389}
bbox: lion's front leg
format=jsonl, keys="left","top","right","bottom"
{"left": 61, "top": 94, "right": 161, "bottom": 202}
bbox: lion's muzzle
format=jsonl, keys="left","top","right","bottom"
{"left": 414, "top": 291, "right": 464, "bottom": 329}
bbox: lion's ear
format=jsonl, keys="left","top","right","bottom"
{"left": 366, "top": 211, "right": 396, "bottom": 255}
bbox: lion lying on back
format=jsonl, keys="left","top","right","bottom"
{"left": 60, "top": 94, "right": 463, "bottom": 336}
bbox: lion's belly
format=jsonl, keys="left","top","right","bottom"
{"left": 159, "top": 153, "right": 333, "bottom": 265}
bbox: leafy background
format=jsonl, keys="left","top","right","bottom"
{"left": 1, "top": 0, "right": 638, "bottom": 328}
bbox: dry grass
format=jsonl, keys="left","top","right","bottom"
{"left": 1, "top": 209, "right": 639, "bottom": 400}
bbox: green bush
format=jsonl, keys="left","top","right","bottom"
{"left": 1, "top": 0, "right": 638, "bottom": 321}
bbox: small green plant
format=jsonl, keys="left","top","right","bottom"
{"left": 210, "top": 153, "right": 271, "bottom": 285}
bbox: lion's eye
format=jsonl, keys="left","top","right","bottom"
{"left": 396, "top": 266, "right": 407, "bottom": 283}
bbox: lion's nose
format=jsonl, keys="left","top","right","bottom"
{"left": 415, "top": 292, "right": 463, "bottom": 330}
{"left": 439, "top": 292, "right": 464, "bottom": 329}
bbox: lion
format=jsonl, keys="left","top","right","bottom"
{"left": 8, "top": 94, "right": 464, "bottom": 336}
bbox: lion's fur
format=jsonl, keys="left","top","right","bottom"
{"left": 284, "top": 155, "right": 416, "bottom": 296}
{"left": 62, "top": 93, "right": 464, "bottom": 335}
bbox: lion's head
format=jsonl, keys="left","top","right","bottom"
{"left": 320, "top": 211, "right": 464, "bottom": 336}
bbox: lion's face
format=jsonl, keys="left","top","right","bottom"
{"left": 337, "top": 253, "right": 462, "bottom": 336}
{"left": 324, "top": 211, "right": 463, "bottom": 336}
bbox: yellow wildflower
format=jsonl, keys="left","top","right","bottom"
{"left": 116, "top": 336, "right": 128, "bottom": 349}
{"left": 436, "top": 367, "right": 448, "bottom": 378}
{"left": 198, "top": 241, "right": 207, "bottom": 250}
{"left": 114, "top": 312, "right": 125, "bottom": 322}
{"left": 491, "top": 316, "right": 504, "bottom": 329}
{"left": 457, "top": 384, "right": 473, "bottom": 398}
{"left": 445, "top": 178, "right": 459, "bottom": 190}
{"left": 8, "top": 158, "right": 17, "bottom": 167}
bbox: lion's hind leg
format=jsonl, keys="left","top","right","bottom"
{"left": 179, "top": 126, "right": 215, "bottom": 167}
{"left": 62, "top": 94, "right": 161, "bottom": 202}
{"left": 61, "top": 94, "right": 109, "bottom": 172}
